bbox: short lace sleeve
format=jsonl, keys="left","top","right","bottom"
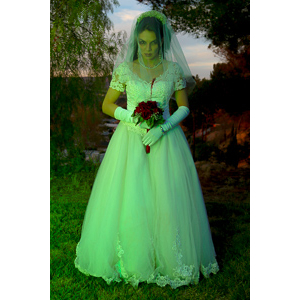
{"left": 109, "top": 62, "right": 127, "bottom": 92}
{"left": 173, "top": 63, "right": 187, "bottom": 91}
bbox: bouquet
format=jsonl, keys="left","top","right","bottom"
{"left": 131, "top": 101, "right": 165, "bottom": 154}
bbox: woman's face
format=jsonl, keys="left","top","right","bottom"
{"left": 138, "top": 30, "right": 160, "bottom": 61}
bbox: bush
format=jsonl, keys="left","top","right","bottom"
{"left": 193, "top": 137, "right": 249, "bottom": 167}
{"left": 50, "top": 144, "right": 99, "bottom": 178}
{"left": 225, "top": 138, "right": 239, "bottom": 167}
{"left": 194, "top": 139, "right": 223, "bottom": 162}
{"left": 50, "top": 77, "right": 105, "bottom": 177}
{"left": 225, "top": 128, "right": 250, "bottom": 167}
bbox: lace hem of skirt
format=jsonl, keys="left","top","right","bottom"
{"left": 75, "top": 258, "right": 200, "bottom": 290}
{"left": 74, "top": 229, "right": 219, "bottom": 289}
{"left": 74, "top": 258, "right": 218, "bottom": 290}
{"left": 201, "top": 261, "right": 219, "bottom": 278}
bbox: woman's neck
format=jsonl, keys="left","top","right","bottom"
{"left": 139, "top": 55, "right": 162, "bottom": 69}
{"left": 142, "top": 57, "right": 159, "bottom": 67}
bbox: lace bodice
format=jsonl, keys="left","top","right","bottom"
{"left": 109, "top": 61, "right": 187, "bottom": 120}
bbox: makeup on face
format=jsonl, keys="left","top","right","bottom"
{"left": 138, "top": 30, "right": 160, "bottom": 60}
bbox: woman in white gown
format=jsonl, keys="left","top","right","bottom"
{"left": 74, "top": 10, "right": 219, "bottom": 289}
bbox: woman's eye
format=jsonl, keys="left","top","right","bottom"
{"left": 139, "top": 41, "right": 157, "bottom": 45}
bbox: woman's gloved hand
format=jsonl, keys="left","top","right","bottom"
{"left": 142, "top": 126, "right": 163, "bottom": 147}
{"left": 142, "top": 106, "right": 190, "bottom": 147}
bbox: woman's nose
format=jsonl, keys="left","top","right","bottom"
{"left": 147, "top": 44, "right": 152, "bottom": 51}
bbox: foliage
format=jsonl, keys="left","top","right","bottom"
{"left": 50, "top": 0, "right": 126, "bottom": 77}
{"left": 50, "top": 144, "right": 100, "bottom": 178}
{"left": 50, "top": 76, "right": 105, "bottom": 176}
{"left": 210, "top": 59, "right": 249, "bottom": 80}
{"left": 50, "top": 0, "right": 125, "bottom": 176}
{"left": 224, "top": 125, "right": 239, "bottom": 167}
{"left": 211, "top": 77, "right": 250, "bottom": 114}
{"left": 137, "top": 0, "right": 250, "bottom": 84}
{"left": 209, "top": 43, "right": 250, "bottom": 79}
{"left": 136, "top": 0, "right": 250, "bottom": 55}
{"left": 188, "top": 75, "right": 249, "bottom": 121}
{"left": 194, "top": 140, "right": 222, "bottom": 162}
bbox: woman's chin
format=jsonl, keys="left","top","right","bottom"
{"left": 143, "top": 55, "right": 159, "bottom": 61}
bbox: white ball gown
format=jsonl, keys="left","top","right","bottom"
{"left": 74, "top": 61, "right": 219, "bottom": 289}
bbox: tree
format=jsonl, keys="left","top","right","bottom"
{"left": 136, "top": 0, "right": 250, "bottom": 74}
{"left": 50, "top": 0, "right": 126, "bottom": 174}
{"left": 51, "top": 0, "right": 126, "bottom": 77}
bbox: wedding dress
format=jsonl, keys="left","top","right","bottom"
{"left": 74, "top": 61, "right": 219, "bottom": 289}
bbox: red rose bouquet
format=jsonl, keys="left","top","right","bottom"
{"left": 131, "top": 100, "right": 165, "bottom": 153}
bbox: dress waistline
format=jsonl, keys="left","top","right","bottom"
{"left": 121, "top": 121, "right": 148, "bottom": 137}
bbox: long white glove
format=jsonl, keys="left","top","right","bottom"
{"left": 114, "top": 106, "right": 137, "bottom": 124}
{"left": 114, "top": 106, "right": 151, "bottom": 129}
{"left": 142, "top": 106, "right": 190, "bottom": 147}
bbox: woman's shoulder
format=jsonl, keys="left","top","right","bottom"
{"left": 167, "top": 61, "right": 184, "bottom": 75}
{"left": 116, "top": 61, "right": 128, "bottom": 69}
{"left": 166, "top": 60, "right": 180, "bottom": 68}
{"left": 113, "top": 61, "right": 132, "bottom": 75}
{"left": 163, "top": 60, "right": 181, "bottom": 72}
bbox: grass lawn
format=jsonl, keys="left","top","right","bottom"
{"left": 50, "top": 165, "right": 250, "bottom": 300}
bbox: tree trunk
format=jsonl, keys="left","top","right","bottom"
{"left": 192, "top": 111, "right": 195, "bottom": 161}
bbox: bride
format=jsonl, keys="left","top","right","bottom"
{"left": 74, "top": 10, "right": 219, "bottom": 289}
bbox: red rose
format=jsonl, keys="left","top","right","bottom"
{"left": 147, "top": 101, "right": 157, "bottom": 109}
{"left": 141, "top": 109, "right": 152, "bottom": 120}
{"left": 135, "top": 107, "right": 142, "bottom": 114}
{"left": 139, "top": 102, "right": 148, "bottom": 110}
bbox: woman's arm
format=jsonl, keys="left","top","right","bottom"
{"left": 103, "top": 87, "right": 137, "bottom": 124}
{"left": 102, "top": 88, "right": 122, "bottom": 118}
{"left": 175, "top": 88, "right": 189, "bottom": 109}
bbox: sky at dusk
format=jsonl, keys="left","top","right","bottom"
{"left": 107, "top": 0, "right": 222, "bottom": 79}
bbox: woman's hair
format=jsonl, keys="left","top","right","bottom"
{"left": 133, "top": 16, "right": 170, "bottom": 60}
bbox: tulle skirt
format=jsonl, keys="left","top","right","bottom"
{"left": 74, "top": 120, "right": 219, "bottom": 289}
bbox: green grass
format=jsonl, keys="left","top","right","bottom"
{"left": 51, "top": 167, "right": 250, "bottom": 300}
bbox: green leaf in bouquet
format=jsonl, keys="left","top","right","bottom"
{"left": 134, "top": 116, "right": 143, "bottom": 126}
{"left": 149, "top": 118, "right": 155, "bottom": 128}
{"left": 156, "top": 118, "right": 165, "bottom": 126}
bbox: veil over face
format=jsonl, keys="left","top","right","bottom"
{"left": 113, "top": 11, "right": 196, "bottom": 95}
